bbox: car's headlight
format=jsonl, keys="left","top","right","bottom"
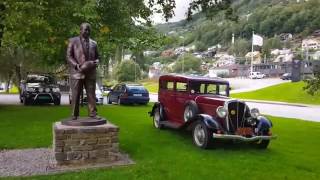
{"left": 45, "top": 88, "right": 50, "bottom": 93}
{"left": 250, "top": 108, "right": 260, "bottom": 119}
{"left": 53, "top": 88, "right": 60, "bottom": 93}
{"left": 216, "top": 106, "right": 227, "bottom": 118}
{"left": 39, "top": 87, "right": 44, "bottom": 92}
{"left": 26, "top": 87, "right": 35, "bottom": 92}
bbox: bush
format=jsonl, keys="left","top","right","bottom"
{"left": 115, "top": 60, "right": 141, "bottom": 82}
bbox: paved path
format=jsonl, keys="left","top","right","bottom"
{"left": 225, "top": 78, "right": 287, "bottom": 93}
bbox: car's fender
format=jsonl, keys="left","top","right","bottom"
{"left": 187, "top": 114, "right": 221, "bottom": 131}
{"left": 149, "top": 102, "right": 160, "bottom": 117}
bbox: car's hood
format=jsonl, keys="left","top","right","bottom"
{"left": 195, "top": 95, "right": 229, "bottom": 106}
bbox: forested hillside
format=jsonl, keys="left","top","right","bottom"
{"left": 157, "top": 0, "right": 320, "bottom": 56}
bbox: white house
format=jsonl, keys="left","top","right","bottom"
{"left": 271, "top": 49, "right": 294, "bottom": 62}
{"left": 214, "top": 53, "right": 236, "bottom": 67}
{"left": 302, "top": 39, "right": 320, "bottom": 50}
{"left": 245, "top": 51, "right": 262, "bottom": 64}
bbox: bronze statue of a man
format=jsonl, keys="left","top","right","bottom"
{"left": 66, "top": 23, "right": 99, "bottom": 120}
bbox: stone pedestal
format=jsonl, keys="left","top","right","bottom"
{"left": 53, "top": 121, "right": 120, "bottom": 166}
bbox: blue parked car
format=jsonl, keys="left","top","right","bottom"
{"left": 107, "top": 83, "right": 150, "bottom": 105}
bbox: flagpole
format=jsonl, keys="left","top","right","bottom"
{"left": 251, "top": 31, "right": 254, "bottom": 74}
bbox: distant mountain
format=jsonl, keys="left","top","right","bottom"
{"left": 155, "top": 0, "right": 319, "bottom": 52}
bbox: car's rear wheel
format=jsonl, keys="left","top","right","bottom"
{"left": 184, "top": 102, "right": 198, "bottom": 122}
{"left": 192, "top": 121, "right": 213, "bottom": 149}
{"left": 153, "top": 106, "right": 164, "bottom": 129}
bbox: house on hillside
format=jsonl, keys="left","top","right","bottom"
{"left": 302, "top": 38, "right": 320, "bottom": 50}
{"left": 279, "top": 33, "right": 293, "bottom": 42}
{"left": 271, "top": 49, "right": 294, "bottom": 63}
{"left": 245, "top": 51, "right": 262, "bottom": 64}
{"left": 213, "top": 52, "right": 235, "bottom": 67}
{"left": 161, "top": 49, "right": 175, "bottom": 57}
{"left": 148, "top": 62, "right": 162, "bottom": 79}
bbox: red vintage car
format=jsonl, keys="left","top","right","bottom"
{"left": 149, "top": 74, "right": 276, "bottom": 149}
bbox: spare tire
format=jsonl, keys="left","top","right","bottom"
{"left": 183, "top": 101, "right": 199, "bottom": 122}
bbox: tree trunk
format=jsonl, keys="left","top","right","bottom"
{"left": 15, "top": 65, "right": 22, "bottom": 94}
{"left": 115, "top": 45, "right": 122, "bottom": 64}
{"left": 5, "top": 72, "right": 13, "bottom": 93}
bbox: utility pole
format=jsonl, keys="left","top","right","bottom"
{"left": 180, "top": 36, "right": 185, "bottom": 74}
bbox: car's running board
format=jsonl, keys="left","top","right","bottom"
{"left": 213, "top": 133, "right": 277, "bottom": 142}
{"left": 160, "top": 121, "right": 182, "bottom": 129}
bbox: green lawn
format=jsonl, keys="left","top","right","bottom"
{"left": 0, "top": 85, "right": 19, "bottom": 94}
{"left": 140, "top": 80, "right": 158, "bottom": 93}
{"left": 0, "top": 105, "right": 319, "bottom": 179}
{"left": 232, "top": 81, "right": 320, "bottom": 105}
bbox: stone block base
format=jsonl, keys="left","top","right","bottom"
{"left": 53, "top": 121, "right": 120, "bottom": 166}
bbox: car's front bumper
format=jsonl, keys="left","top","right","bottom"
{"left": 212, "top": 133, "right": 277, "bottom": 142}
{"left": 25, "top": 92, "right": 61, "bottom": 103}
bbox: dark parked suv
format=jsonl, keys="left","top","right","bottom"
{"left": 20, "top": 74, "right": 61, "bottom": 105}
{"left": 149, "top": 74, "right": 276, "bottom": 149}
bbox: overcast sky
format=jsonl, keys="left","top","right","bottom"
{"left": 151, "top": 0, "right": 192, "bottom": 24}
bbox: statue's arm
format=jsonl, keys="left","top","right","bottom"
{"left": 66, "top": 39, "right": 79, "bottom": 70}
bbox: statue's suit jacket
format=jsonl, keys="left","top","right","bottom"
{"left": 66, "top": 37, "right": 99, "bottom": 80}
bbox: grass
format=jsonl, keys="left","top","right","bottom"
{"left": 140, "top": 79, "right": 158, "bottom": 93}
{"left": 0, "top": 85, "right": 19, "bottom": 94}
{"left": 232, "top": 81, "right": 320, "bottom": 105}
{"left": 0, "top": 105, "right": 319, "bottom": 179}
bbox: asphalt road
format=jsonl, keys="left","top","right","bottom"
{"left": 0, "top": 93, "right": 319, "bottom": 122}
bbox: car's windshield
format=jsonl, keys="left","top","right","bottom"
{"left": 26, "top": 75, "right": 54, "bottom": 84}
{"left": 189, "top": 82, "right": 229, "bottom": 96}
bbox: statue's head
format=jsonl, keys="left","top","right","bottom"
{"left": 80, "top": 23, "right": 91, "bottom": 39}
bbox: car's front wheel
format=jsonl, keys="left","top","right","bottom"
{"left": 192, "top": 121, "right": 213, "bottom": 149}
{"left": 54, "top": 99, "right": 61, "bottom": 106}
{"left": 255, "top": 129, "right": 270, "bottom": 149}
{"left": 153, "top": 106, "right": 164, "bottom": 129}
{"left": 23, "top": 97, "right": 30, "bottom": 106}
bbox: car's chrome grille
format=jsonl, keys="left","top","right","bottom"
{"left": 227, "top": 101, "right": 248, "bottom": 132}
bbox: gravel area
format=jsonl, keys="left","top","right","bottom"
{"left": 0, "top": 148, "right": 134, "bottom": 178}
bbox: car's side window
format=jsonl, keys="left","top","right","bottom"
{"left": 114, "top": 85, "right": 120, "bottom": 92}
{"left": 206, "top": 84, "right": 217, "bottom": 94}
{"left": 199, "top": 84, "right": 206, "bottom": 93}
{"left": 167, "top": 81, "right": 174, "bottom": 90}
{"left": 120, "top": 85, "right": 126, "bottom": 92}
{"left": 176, "top": 82, "right": 187, "bottom": 92}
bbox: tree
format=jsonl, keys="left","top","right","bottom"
{"left": 303, "top": 74, "right": 320, "bottom": 96}
{"left": 173, "top": 54, "right": 201, "bottom": 73}
{"left": 262, "top": 37, "right": 281, "bottom": 58}
{"left": 228, "top": 38, "right": 250, "bottom": 57}
{"left": 115, "top": 60, "right": 141, "bottom": 82}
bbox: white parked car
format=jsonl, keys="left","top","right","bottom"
{"left": 69, "top": 83, "right": 104, "bottom": 105}
{"left": 249, "top": 72, "right": 266, "bottom": 79}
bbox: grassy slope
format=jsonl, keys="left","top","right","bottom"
{"left": 140, "top": 80, "right": 158, "bottom": 93}
{"left": 232, "top": 81, "right": 320, "bottom": 105}
{"left": 0, "top": 105, "right": 319, "bottom": 180}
